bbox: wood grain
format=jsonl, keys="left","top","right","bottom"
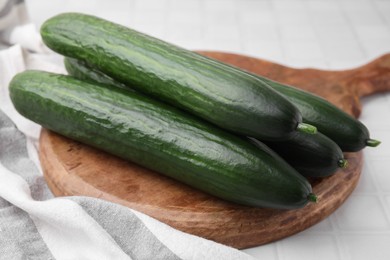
{"left": 39, "top": 52, "right": 390, "bottom": 249}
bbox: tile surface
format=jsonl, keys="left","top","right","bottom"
{"left": 25, "top": 0, "right": 390, "bottom": 259}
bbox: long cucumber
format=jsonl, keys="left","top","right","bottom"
{"left": 10, "top": 70, "right": 316, "bottom": 209}
{"left": 41, "top": 13, "right": 317, "bottom": 141}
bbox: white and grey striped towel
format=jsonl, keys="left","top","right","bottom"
{"left": 0, "top": 2, "right": 254, "bottom": 259}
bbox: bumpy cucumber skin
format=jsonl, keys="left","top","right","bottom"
{"left": 64, "top": 57, "right": 129, "bottom": 90}
{"left": 41, "top": 13, "right": 303, "bottom": 141}
{"left": 259, "top": 78, "right": 370, "bottom": 152}
{"left": 260, "top": 132, "right": 345, "bottom": 177}
{"left": 10, "top": 70, "right": 313, "bottom": 209}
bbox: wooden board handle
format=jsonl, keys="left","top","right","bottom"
{"left": 347, "top": 54, "right": 390, "bottom": 97}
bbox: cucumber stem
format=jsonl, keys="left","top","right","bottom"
{"left": 338, "top": 159, "right": 348, "bottom": 169}
{"left": 307, "top": 193, "right": 318, "bottom": 203}
{"left": 366, "top": 139, "right": 381, "bottom": 147}
{"left": 297, "top": 123, "right": 317, "bottom": 134}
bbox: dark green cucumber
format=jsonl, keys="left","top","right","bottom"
{"left": 10, "top": 70, "right": 316, "bottom": 209}
{"left": 259, "top": 132, "right": 347, "bottom": 178}
{"left": 65, "top": 58, "right": 346, "bottom": 177}
{"left": 64, "top": 57, "right": 129, "bottom": 90}
{"left": 41, "top": 13, "right": 317, "bottom": 141}
{"left": 257, "top": 77, "right": 380, "bottom": 152}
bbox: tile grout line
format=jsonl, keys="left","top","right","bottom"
{"left": 274, "top": 239, "right": 283, "bottom": 260}
{"left": 271, "top": 1, "right": 287, "bottom": 64}
{"left": 363, "top": 158, "right": 390, "bottom": 227}
{"left": 128, "top": 0, "right": 136, "bottom": 26}
{"left": 372, "top": 0, "right": 390, "bottom": 28}
{"left": 301, "top": 0, "right": 330, "bottom": 69}
{"left": 329, "top": 209, "right": 351, "bottom": 260}
{"left": 336, "top": 0, "right": 369, "bottom": 62}
{"left": 161, "top": 0, "right": 169, "bottom": 40}
{"left": 322, "top": 212, "right": 350, "bottom": 260}
{"left": 294, "top": 228, "right": 390, "bottom": 235}
{"left": 370, "top": 0, "right": 390, "bottom": 111}
{"left": 235, "top": 0, "right": 244, "bottom": 54}
{"left": 199, "top": 0, "right": 206, "bottom": 50}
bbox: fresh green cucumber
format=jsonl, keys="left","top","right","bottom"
{"left": 257, "top": 77, "right": 380, "bottom": 152}
{"left": 260, "top": 132, "right": 348, "bottom": 178}
{"left": 41, "top": 13, "right": 317, "bottom": 141}
{"left": 10, "top": 70, "right": 316, "bottom": 209}
{"left": 64, "top": 57, "right": 348, "bottom": 178}
{"left": 64, "top": 57, "right": 129, "bottom": 90}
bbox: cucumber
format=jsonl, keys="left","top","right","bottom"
{"left": 257, "top": 77, "right": 380, "bottom": 152}
{"left": 64, "top": 57, "right": 129, "bottom": 90}
{"left": 260, "top": 132, "right": 348, "bottom": 178}
{"left": 41, "top": 13, "right": 317, "bottom": 141}
{"left": 10, "top": 70, "right": 316, "bottom": 209}
{"left": 65, "top": 57, "right": 348, "bottom": 178}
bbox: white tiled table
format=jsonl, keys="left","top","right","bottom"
{"left": 25, "top": 0, "right": 390, "bottom": 259}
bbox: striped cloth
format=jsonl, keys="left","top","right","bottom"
{"left": 0, "top": 106, "right": 251, "bottom": 259}
{"left": 0, "top": 2, "right": 254, "bottom": 259}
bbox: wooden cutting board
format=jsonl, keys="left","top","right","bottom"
{"left": 39, "top": 52, "right": 390, "bottom": 249}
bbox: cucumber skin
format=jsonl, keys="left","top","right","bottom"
{"left": 41, "top": 13, "right": 303, "bottom": 141}
{"left": 9, "top": 70, "right": 313, "bottom": 209}
{"left": 261, "top": 132, "right": 345, "bottom": 178}
{"left": 64, "top": 57, "right": 129, "bottom": 90}
{"left": 259, "top": 78, "right": 370, "bottom": 152}
{"left": 65, "top": 58, "right": 346, "bottom": 178}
